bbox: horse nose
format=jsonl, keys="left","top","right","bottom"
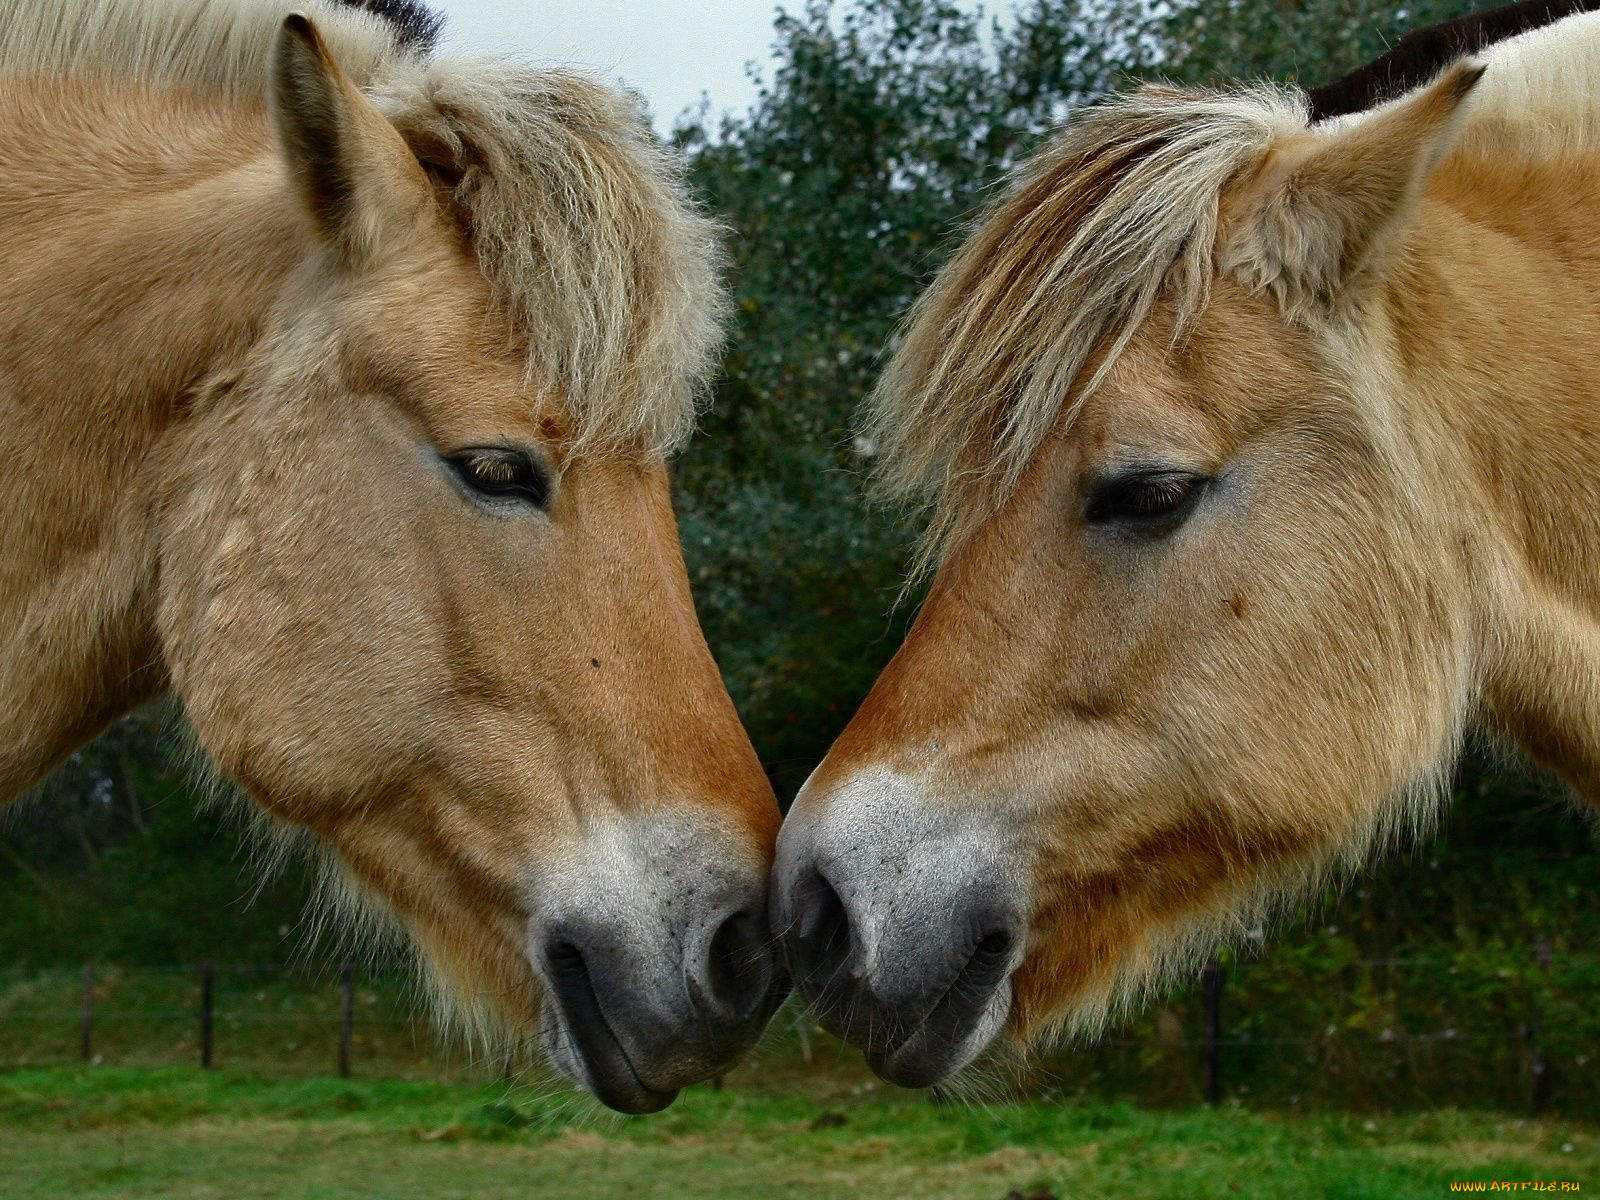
{"left": 537, "top": 901, "right": 785, "bottom": 1115}
{"left": 529, "top": 814, "right": 787, "bottom": 1114}
{"left": 688, "top": 905, "right": 780, "bottom": 1025}
{"left": 775, "top": 851, "right": 1024, "bottom": 1088}
{"left": 773, "top": 769, "right": 1027, "bottom": 1087}
{"left": 538, "top": 928, "right": 677, "bottom": 1113}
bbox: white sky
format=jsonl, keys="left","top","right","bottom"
{"left": 431, "top": 0, "right": 987, "bottom": 131}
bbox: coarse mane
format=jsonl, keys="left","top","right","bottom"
{"left": 868, "top": 8, "right": 1600, "bottom": 568}
{"left": 0, "top": 0, "right": 726, "bottom": 456}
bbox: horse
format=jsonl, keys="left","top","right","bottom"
{"left": 0, "top": 0, "right": 783, "bottom": 1113}
{"left": 774, "top": 10, "right": 1600, "bottom": 1087}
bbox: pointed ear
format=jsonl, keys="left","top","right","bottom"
{"left": 1223, "top": 60, "right": 1486, "bottom": 311}
{"left": 270, "top": 13, "right": 432, "bottom": 266}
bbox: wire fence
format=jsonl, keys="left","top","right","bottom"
{"left": 1016, "top": 943, "right": 1600, "bottom": 1114}
{"left": 1, "top": 948, "right": 1595, "bottom": 1111}
{"left": 0, "top": 961, "right": 480, "bottom": 1083}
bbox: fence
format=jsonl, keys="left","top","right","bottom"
{"left": 1, "top": 948, "right": 1595, "bottom": 1111}
{"left": 0, "top": 962, "right": 477, "bottom": 1082}
{"left": 69, "top": 962, "right": 365, "bottom": 1077}
{"left": 1024, "top": 943, "right": 1598, "bottom": 1114}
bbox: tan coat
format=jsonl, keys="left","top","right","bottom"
{"left": 0, "top": 0, "right": 778, "bottom": 1110}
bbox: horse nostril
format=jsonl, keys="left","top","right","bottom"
{"left": 789, "top": 869, "right": 855, "bottom": 992}
{"left": 691, "top": 908, "right": 773, "bottom": 1024}
{"left": 973, "top": 929, "right": 1012, "bottom": 967}
{"left": 542, "top": 937, "right": 604, "bottom": 1031}
{"left": 539, "top": 934, "right": 611, "bottom": 1052}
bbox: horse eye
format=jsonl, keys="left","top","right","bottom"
{"left": 446, "top": 448, "right": 550, "bottom": 509}
{"left": 1085, "top": 471, "right": 1207, "bottom": 529}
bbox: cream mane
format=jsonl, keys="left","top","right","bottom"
{"left": 0, "top": 0, "right": 726, "bottom": 455}
{"left": 868, "top": 8, "right": 1600, "bottom": 564}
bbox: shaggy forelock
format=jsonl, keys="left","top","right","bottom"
{"left": 867, "top": 84, "right": 1306, "bottom": 568}
{"left": 372, "top": 61, "right": 728, "bottom": 456}
{"left": 1, "top": 0, "right": 727, "bottom": 457}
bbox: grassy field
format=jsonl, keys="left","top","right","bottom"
{"left": 2, "top": 1065, "right": 1594, "bottom": 1200}
{"left": 2, "top": 967, "right": 1595, "bottom": 1196}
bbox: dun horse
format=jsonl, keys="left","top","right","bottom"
{"left": 0, "top": 0, "right": 782, "bottom": 1112}
{"left": 777, "top": 12, "right": 1600, "bottom": 1086}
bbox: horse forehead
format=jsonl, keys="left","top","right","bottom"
{"left": 1061, "top": 335, "right": 1220, "bottom": 453}
{"left": 331, "top": 276, "right": 557, "bottom": 430}
{"left": 1082, "top": 290, "right": 1324, "bottom": 441}
{"left": 351, "top": 245, "right": 494, "bottom": 345}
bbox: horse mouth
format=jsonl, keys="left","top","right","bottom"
{"left": 859, "top": 973, "right": 1014, "bottom": 1088}
{"left": 541, "top": 940, "right": 677, "bottom": 1114}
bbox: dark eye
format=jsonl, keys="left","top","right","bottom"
{"left": 1085, "top": 470, "right": 1207, "bottom": 530}
{"left": 446, "top": 447, "right": 551, "bottom": 509}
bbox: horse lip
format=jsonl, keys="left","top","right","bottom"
{"left": 859, "top": 970, "right": 1015, "bottom": 1088}
{"left": 867, "top": 1033, "right": 958, "bottom": 1089}
{"left": 547, "top": 1004, "right": 678, "bottom": 1120}
{"left": 863, "top": 1013, "right": 990, "bottom": 1089}
{"left": 540, "top": 958, "right": 678, "bottom": 1115}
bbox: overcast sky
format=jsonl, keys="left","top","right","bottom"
{"left": 431, "top": 1, "right": 987, "bottom": 131}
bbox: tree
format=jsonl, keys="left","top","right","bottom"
{"left": 1159, "top": 0, "right": 1479, "bottom": 87}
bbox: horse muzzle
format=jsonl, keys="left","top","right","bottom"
{"left": 528, "top": 812, "right": 786, "bottom": 1113}
{"left": 535, "top": 903, "right": 783, "bottom": 1113}
{"left": 772, "top": 767, "right": 1026, "bottom": 1087}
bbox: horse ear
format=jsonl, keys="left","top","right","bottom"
{"left": 270, "top": 14, "right": 431, "bottom": 266}
{"left": 1224, "top": 60, "right": 1486, "bottom": 311}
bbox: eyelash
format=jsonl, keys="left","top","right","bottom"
{"left": 1084, "top": 472, "right": 1207, "bottom": 528}
{"left": 445, "top": 448, "right": 551, "bottom": 509}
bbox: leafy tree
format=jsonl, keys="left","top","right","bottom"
{"left": 1160, "top": 0, "right": 1478, "bottom": 87}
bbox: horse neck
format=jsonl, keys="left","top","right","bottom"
{"left": 1385, "top": 153, "right": 1600, "bottom": 799}
{"left": 0, "top": 76, "right": 307, "bottom": 799}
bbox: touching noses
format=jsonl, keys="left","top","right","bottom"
{"left": 771, "top": 771, "right": 1025, "bottom": 1086}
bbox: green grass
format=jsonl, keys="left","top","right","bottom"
{"left": 2, "top": 969, "right": 1595, "bottom": 1196}
{"left": 1, "top": 1066, "right": 1594, "bottom": 1200}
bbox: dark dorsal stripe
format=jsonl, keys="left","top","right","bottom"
{"left": 1308, "top": 0, "right": 1600, "bottom": 120}
{"left": 333, "top": 0, "right": 444, "bottom": 55}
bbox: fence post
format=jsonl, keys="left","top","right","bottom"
{"left": 338, "top": 962, "right": 355, "bottom": 1079}
{"left": 1202, "top": 956, "right": 1224, "bottom": 1106}
{"left": 79, "top": 965, "right": 93, "bottom": 1063}
{"left": 200, "top": 962, "right": 214, "bottom": 1070}
{"left": 1528, "top": 939, "right": 1553, "bottom": 1115}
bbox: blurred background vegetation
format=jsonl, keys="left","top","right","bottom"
{"left": 3, "top": 0, "right": 1595, "bottom": 1113}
